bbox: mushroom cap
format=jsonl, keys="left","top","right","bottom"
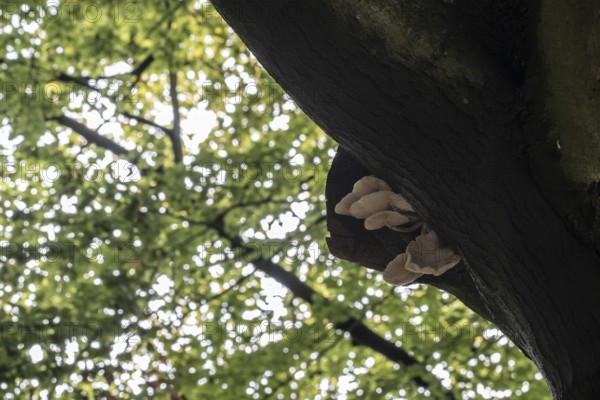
{"left": 334, "top": 192, "right": 360, "bottom": 216}
{"left": 335, "top": 175, "right": 461, "bottom": 282}
{"left": 389, "top": 220, "right": 423, "bottom": 233}
{"left": 389, "top": 193, "right": 414, "bottom": 213}
{"left": 364, "top": 210, "right": 411, "bottom": 230}
{"left": 353, "top": 175, "right": 392, "bottom": 197}
{"left": 404, "top": 231, "right": 461, "bottom": 276}
{"left": 382, "top": 253, "right": 423, "bottom": 285}
{"left": 349, "top": 190, "right": 395, "bottom": 219}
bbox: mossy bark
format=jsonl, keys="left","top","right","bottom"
{"left": 525, "top": 0, "right": 600, "bottom": 250}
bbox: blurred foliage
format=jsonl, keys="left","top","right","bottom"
{"left": 0, "top": 1, "right": 550, "bottom": 399}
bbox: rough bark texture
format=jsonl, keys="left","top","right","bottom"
{"left": 211, "top": 1, "right": 600, "bottom": 399}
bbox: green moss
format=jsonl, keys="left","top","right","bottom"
{"left": 536, "top": 0, "right": 600, "bottom": 185}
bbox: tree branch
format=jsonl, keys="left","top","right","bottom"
{"left": 122, "top": 111, "right": 170, "bottom": 132}
{"left": 122, "top": 106, "right": 182, "bottom": 164}
{"left": 130, "top": 55, "right": 155, "bottom": 87}
{"left": 55, "top": 54, "right": 154, "bottom": 90}
{"left": 49, "top": 115, "right": 129, "bottom": 156}
{"left": 168, "top": 71, "right": 183, "bottom": 164}
{"left": 208, "top": 2, "right": 600, "bottom": 398}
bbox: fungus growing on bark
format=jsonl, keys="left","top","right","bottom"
{"left": 334, "top": 175, "right": 461, "bottom": 285}
{"left": 404, "top": 230, "right": 461, "bottom": 276}
{"left": 382, "top": 253, "right": 423, "bottom": 285}
{"left": 334, "top": 175, "right": 391, "bottom": 215}
{"left": 364, "top": 210, "right": 411, "bottom": 230}
{"left": 349, "top": 191, "right": 397, "bottom": 218}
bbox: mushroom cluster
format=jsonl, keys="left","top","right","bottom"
{"left": 335, "top": 176, "right": 461, "bottom": 286}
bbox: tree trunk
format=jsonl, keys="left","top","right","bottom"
{"left": 211, "top": 1, "right": 600, "bottom": 398}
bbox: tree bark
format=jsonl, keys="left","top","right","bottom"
{"left": 211, "top": 1, "right": 600, "bottom": 399}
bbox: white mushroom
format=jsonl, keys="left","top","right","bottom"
{"left": 349, "top": 190, "right": 396, "bottom": 219}
{"left": 333, "top": 174, "right": 461, "bottom": 283}
{"left": 335, "top": 176, "right": 392, "bottom": 215}
{"left": 404, "top": 231, "right": 461, "bottom": 276}
{"left": 352, "top": 175, "right": 392, "bottom": 197}
{"left": 334, "top": 192, "right": 360, "bottom": 215}
{"left": 388, "top": 219, "right": 423, "bottom": 233}
{"left": 364, "top": 210, "right": 411, "bottom": 230}
{"left": 382, "top": 253, "right": 423, "bottom": 285}
{"left": 389, "top": 193, "right": 414, "bottom": 213}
